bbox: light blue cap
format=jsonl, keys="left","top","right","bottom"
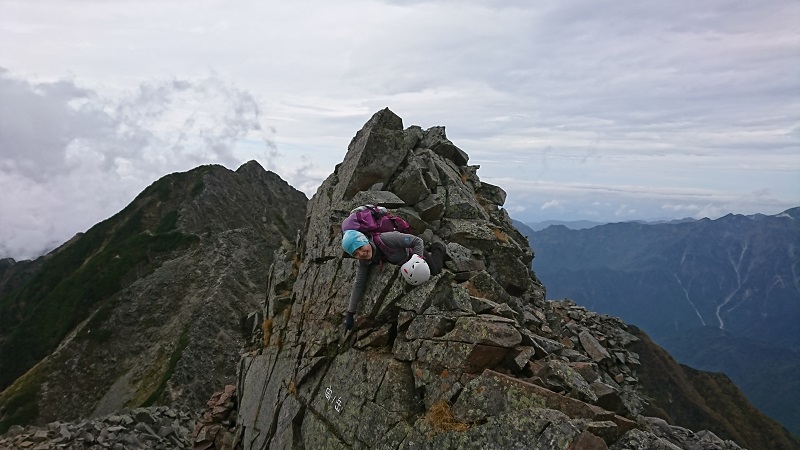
{"left": 342, "top": 230, "right": 369, "bottom": 255}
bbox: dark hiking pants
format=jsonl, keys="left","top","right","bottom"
{"left": 423, "top": 242, "right": 446, "bottom": 276}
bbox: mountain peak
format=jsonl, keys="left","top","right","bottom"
{"left": 235, "top": 159, "right": 269, "bottom": 178}
{"left": 0, "top": 161, "right": 309, "bottom": 428}
{"left": 235, "top": 109, "right": 759, "bottom": 450}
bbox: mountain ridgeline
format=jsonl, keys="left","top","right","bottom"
{"left": 523, "top": 210, "right": 800, "bottom": 437}
{"left": 0, "top": 109, "right": 797, "bottom": 449}
{"left": 0, "top": 161, "right": 307, "bottom": 430}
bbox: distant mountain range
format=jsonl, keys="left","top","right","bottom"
{"left": 518, "top": 219, "right": 607, "bottom": 231}
{"left": 518, "top": 208, "right": 800, "bottom": 436}
{"left": 517, "top": 217, "right": 699, "bottom": 232}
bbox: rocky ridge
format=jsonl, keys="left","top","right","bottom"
{"left": 0, "top": 406, "right": 194, "bottom": 449}
{"left": 234, "top": 109, "right": 750, "bottom": 449}
{"left": 0, "top": 385, "right": 241, "bottom": 450}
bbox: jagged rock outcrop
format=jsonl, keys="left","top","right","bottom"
{"left": 193, "top": 385, "right": 239, "bottom": 450}
{"left": 235, "top": 109, "right": 748, "bottom": 449}
{"left": 0, "top": 162, "right": 307, "bottom": 432}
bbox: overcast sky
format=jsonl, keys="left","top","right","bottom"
{"left": 1, "top": 0, "right": 798, "bottom": 260}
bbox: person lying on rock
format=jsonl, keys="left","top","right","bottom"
{"left": 341, "top": 229, "right": 446, "bottom": 331}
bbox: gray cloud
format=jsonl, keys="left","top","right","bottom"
{"left": 0, "top": 70, "right": 116, "bottom": 180}
{"left": 1, "top": 0, "right": 797, "bottom": 257}
{"left": 0, "top": 69, "right": 277, "bottom": 260}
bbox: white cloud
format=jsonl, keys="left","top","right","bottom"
{"left": 541, "top": 200, "right": 564, "bottom": 211}
{"left": 614, "top": 205, "right": 638, "bottom": 218}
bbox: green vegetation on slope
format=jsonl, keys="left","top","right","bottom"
{"left": 0, "top": 206, "right": 198, "bottom": 391}
{"left": 0, "top": 356, "right": 56, "bottom": 434}
{"left": 0, "top": 372, "right": 40, "bottom": 433}
{"left": 141, "top": 326, "right": 191, "bottom": 407}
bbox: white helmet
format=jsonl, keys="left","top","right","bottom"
{"left": 401, "top": 254, "right": 430, "bottom": 286}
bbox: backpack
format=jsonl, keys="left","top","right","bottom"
{"left": 341, "top": 205, "right": 412, "bottom": 235}
{"left": 341, "top": 205, "right": 413, "bottom": 262}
